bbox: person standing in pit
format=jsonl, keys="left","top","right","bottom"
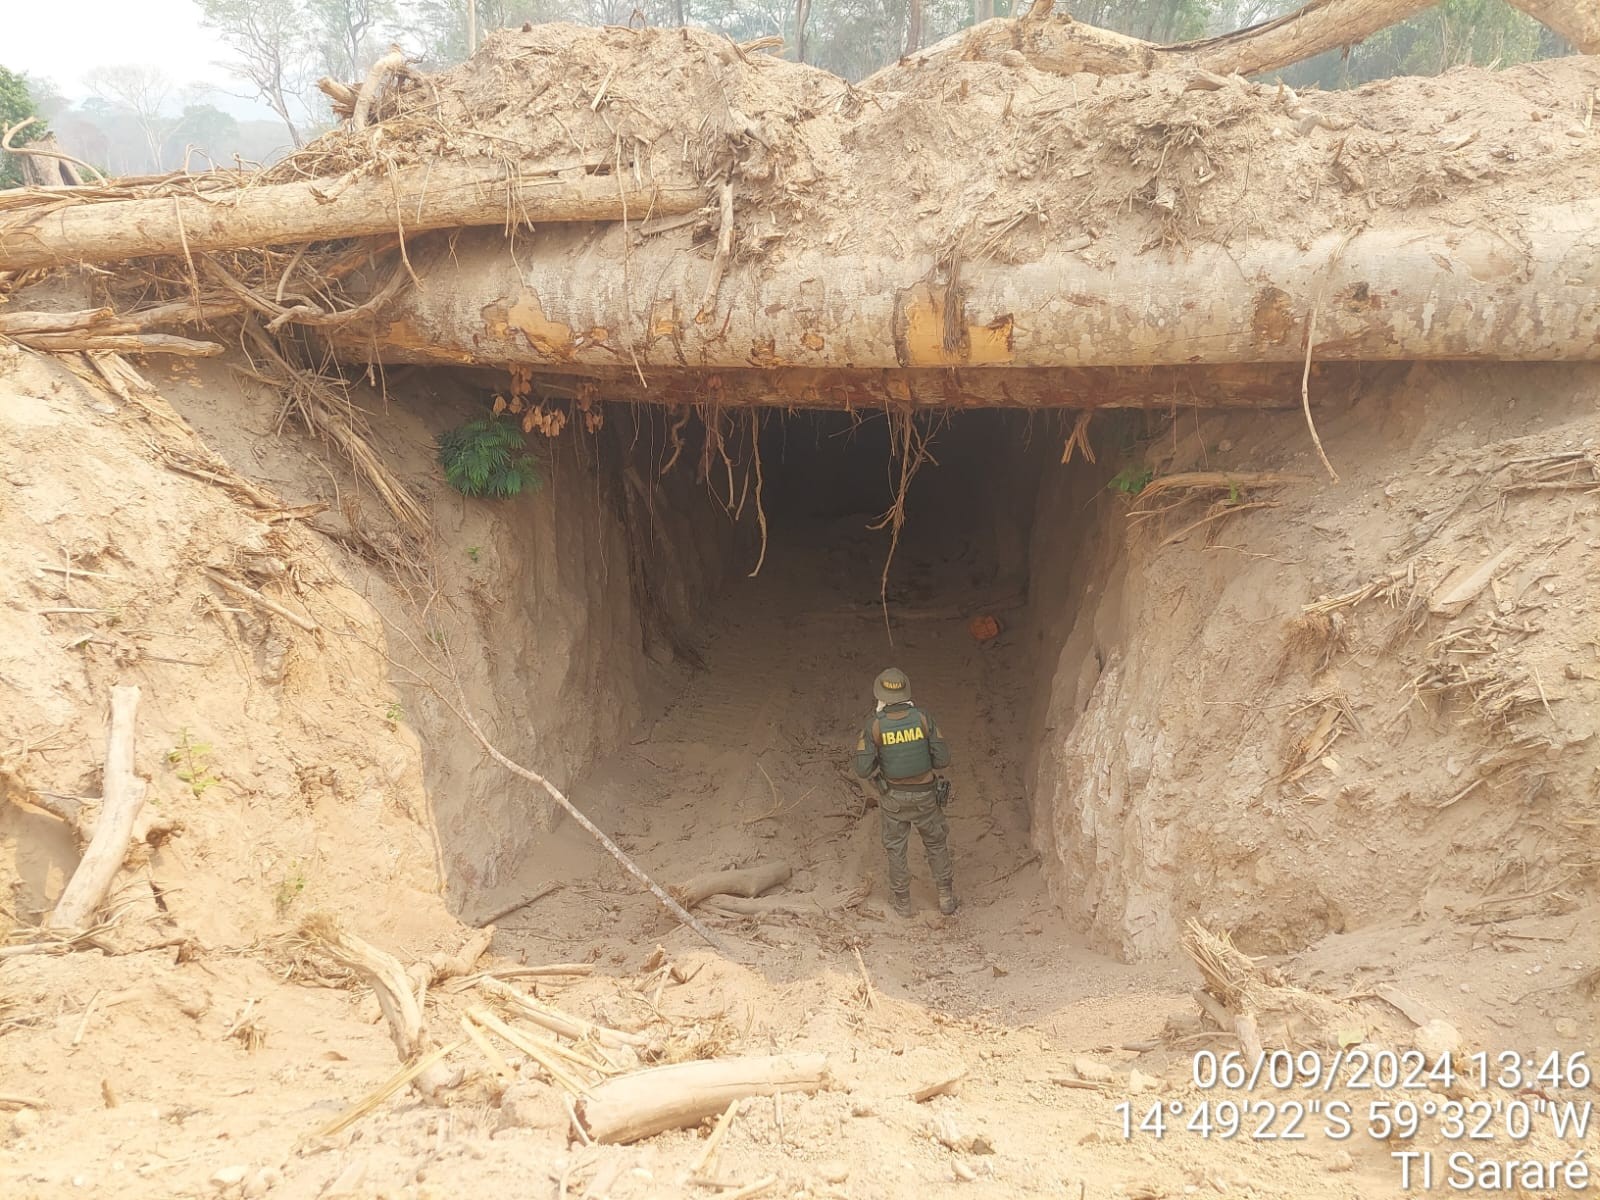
{"left": 852, "top": 668, "right": 958, "bottom": 917}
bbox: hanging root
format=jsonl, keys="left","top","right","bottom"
{"left": 867, "top": 410, "right": 941, "bottom": 642}
{"left": 1301, "top": 302, "right": 1339, "bottom": 484}
{"left": 1061, "top": 410, "right": 1096, "bottom": 465}
{"left": 746, "top": 410, "right": 767, "bottom": 577}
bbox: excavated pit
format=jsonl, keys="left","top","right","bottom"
{"left": 429, "top": 396, "right": 1125, "bottom": 946}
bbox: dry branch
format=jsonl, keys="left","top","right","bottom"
{"left": 406, "top": 925, "right": 495, "bottom": 995}
{"left": 352, "top": 48, "right": 409, "bottom": 129}
{"left": 0, "top": 162, "right": 704, "bottom": 272}
{"left": 674, "top": 862, "right": 792, "bottom": 909}
{"left": 204, "top": 569, "right": 319, "bottom": 632}
{"left": 577, "top": 1054, "right": 828, "bottom": 1144}
{"left": 47, "top": 686, "right": 146, "bottom": 931}
{"left": 5, "top": 332, "right": 222, "bottom": 357}
{"left": 439, "top": 693, "right": 731, "bottom": 955}
{"left": 875, "top": 0, "right": 1598, "bottom": 84}
{"left": 303, "top": 916, "right": 454, "bottom": 1100}
{"left": 476, "top": 976, "right": 647, "bottom": 1049}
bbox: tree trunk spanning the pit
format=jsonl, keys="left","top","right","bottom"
{"left": 0, "top": 163, "right": 702, "bottom": 273}
{"left": 325, "top": 202, "right": 1600, "bottom": 373}
{"left": 874, "top": 0, "right": 1600, "bottom": 85}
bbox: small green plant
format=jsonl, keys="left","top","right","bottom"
{"left": 166, "top": 728, "right": 220, "bottom": 798}
{"left": 1110, "top": 465, "right": 1155, "bottom": 496}
{"left": 383, "top": 701, "right": 404, "bottom": 726}
{"left": 466, "top": 545, "right": 481, "bottom": 563}
{"left": 274, "top": 864, "right": 307, "bottom": 915}
{"left": 436, "top": 416, "right": 541, "bottom": 498}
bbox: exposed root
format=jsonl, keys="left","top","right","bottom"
{"left": 868, "top": 410, "right": 942, "bottom": 642}
{"left": 746, "top": 410, "right": 768, "bottom": 577}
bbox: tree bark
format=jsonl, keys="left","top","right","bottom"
{"left": 871, "top": 0, "right": 1598, "bottom": 86}
{"left": 577, "top": 1053, "right": 828, "bottom": 1143}
{"left": 47, "top": 686, "right": 146, "bottom": 931}
{"left": 0, "top": 164, "right": 704, "bottom": 273}
{"left": 328, "top": 202, "right": 1600, "bottom": 372}
{"left": 1506, "top": 0, "right": 1600, "bottom": 51}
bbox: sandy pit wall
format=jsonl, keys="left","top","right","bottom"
{"left": 153, "top": 365, "right": 738, "bottom": 915}
{"left": 1023, "top": 363, "right": 1600, "bottom": 961}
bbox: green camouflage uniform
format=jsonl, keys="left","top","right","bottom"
{"left": 853, "top": 700, "right": 953, "bottom": 900}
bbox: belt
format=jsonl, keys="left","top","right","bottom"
{"left": 885, "top": 777, "right": 935, "bottom": 792}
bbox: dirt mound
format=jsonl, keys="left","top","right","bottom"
{"left": 292, "top": 22, "right": 1600, "bottom": 262}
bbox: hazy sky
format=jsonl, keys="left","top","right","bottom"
{"left": 6, "top": 0, "right": 270, "bottom": 114}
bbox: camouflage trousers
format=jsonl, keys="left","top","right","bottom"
{"left": 879, "top": 786, "right": 953, "bottom": 896}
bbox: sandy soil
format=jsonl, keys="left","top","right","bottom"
{"left": 3, "top": 342, "right": 1598, "bottom": 1199}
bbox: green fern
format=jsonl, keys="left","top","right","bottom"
{"left": 436, "top": 416, "right": 542, "bottom": 498}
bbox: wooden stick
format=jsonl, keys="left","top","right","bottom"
{"left": 910, "top": 1067, "right": 966, "bottom": 1102}
{"left": 315, "top": 1039, "right": 465, "bottom": 1138}
{"left": 10, "top": 332, "right": 223, "bottom": 356}
{"left": 203, "top": 569, "right": 319, "bottom": 633}
{"left": 691, "top": 1098, "right": 742, "bottom": 1180}
{"left": 851, "top": 945, "right": 880, "bottom": 1012}
{"left": 475, "top": 977, "right": 646, "bottom": 1049}
{"left": 71, "top": 988, "right": 103, "bottom": 1048}
{"left": 485, "top": 963, "right": 594, "bottom": 979}
{"left": 459, "top": 1014, "right": 514, "bottom": 1080}
{"left": 719, "top": 1177, "right": 777, "bottom": 1200}
{"left": 477, "top": 881, "right": 562, "bottom": 926}
{"left": 466, "top": 1006, "right": 611, "bottom": 1074}
{"left": 468, "top": 1008, "right": 590, "bottom": 1094}
{"left": 444, "top": 694, "right": 730, "bottom": 955}
{"left": 48, "top": 686, "right": 146, "bottom": 931}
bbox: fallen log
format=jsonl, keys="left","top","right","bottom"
{"left": 5, "top": 332, "right": 223, "bottom": 357}
{"left": 577, "top": 1053, "right": 828, "bottom": 1143}
{"left": 873, "top": 0, "right": 1598, "bottom": 86}
{"left": 47, "top": 686, "right": 146, "bottom": 931}
{"left": 674, "top": 862, "right": 793, "bottom": 909}
{"left": 0, "top": 161, "right": 704, "bottom": 272}
{"left": 332, "top": 202, "right": 1600, "bottom": 371}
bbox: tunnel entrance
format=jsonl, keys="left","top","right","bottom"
{"left": 523, "top": 402, "right": 1121, "bottom": 933}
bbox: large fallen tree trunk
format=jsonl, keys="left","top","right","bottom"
{"left": 328, "top": 201, "right": 1600, "bottom": 371}
{"left": 0, "top": 162, "right": 702, "bottom": 272}
{"left": 874, "top": 0, "right": 1600, "bottom": 86}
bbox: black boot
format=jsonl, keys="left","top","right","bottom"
{"left": 937, "top": 883, "right": 960, "bottom": 915}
